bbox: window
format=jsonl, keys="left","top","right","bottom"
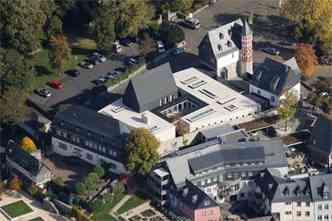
{"left": 285, "top": 202, "right": 291, "bottom": 205}
{"left": 325, "top": 204, "right": 329, "bottom": 210}
{"left": 271, "top": 96, "right": 275, "bottom": 103}
{"left": 306, "top": 201, "right": 310, "bottom": 207}
{"left": 324, "top": 215, "right": 329, "bottom": 220}
{"left": 319, "top": 205, "right": 323, "bottom": 210}
{"left": 318, "top": 215, "right": 323, "bottom": 220}
{"left": 285, "top": 211, "right": 291, "bottom": 215}
{"left": 58, "top": 142, "right": 68, "bottom": 150}
{"left": 297, "top": 211, "right": 301, "bottom": 216}
{"left": 297, "top": 201, "right": 301, "bottom": 207}
{"left": 305, "top": 211, "right": 310, "bottom": 217}
{"left": 86, "top": 153, "right": 93, "bottom": 160}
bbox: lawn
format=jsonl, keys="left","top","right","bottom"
{"left": 29, "top": 217, "right": 44, "bottom": 221}
{"left": 91, "top": 192, "right": 125, "bottom": 221}
{"left": 117, "top": 194, "right": 147, "bottom": 215}
{"left": 1, "top": 200, "right": 33, "bottom": 218}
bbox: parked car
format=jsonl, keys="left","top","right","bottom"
{"left": 319, "top": 56, "right": 332, "bottom": 65}
{"left": 91, "top": 52, "right": 107, "bottom": 63}
{"left": 115, "top": 67, "right": 126, "bottom": 73}
{"left": 49, "top": 80, "right": 64, "bottom": 89}
{"left": 113, "top": 42, "right": 122, "bottom": 53}
{"left": 66, "top": 69, "right": 80, "bottom": 77}
{"left": 105, "top": 72, "right": 117, "bottom": 80}
{"left": 262, "top": 47, "right": 280, "bottom": 55}
{"left": 157, "top": 41, "right": 166, "bottom": 53}
{"left": 80, "top": 60, "right": 94, "bottom": 69}
{"left": 35, "top": 88, "right": 51, "bottom": 97}
{"left": 173, "top": 47, "right": 185, "bottom": 55}
{"left": 94, "top": 77, "right": 107, "bottom": 85}
{"left": 120, "top": 38, "right": 133, "bottom": 46}
{"left": 183, "top": 17, "right": 200, "bottom": 29}
{"left": 125, "top": 57, "right": 139, "bottom": 66}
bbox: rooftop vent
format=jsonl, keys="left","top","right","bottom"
{"left": 271, "top": 76, "right": 280, "bottom": 91}
{"left": 268, "top": 183, "right": 273, "bottom": 190}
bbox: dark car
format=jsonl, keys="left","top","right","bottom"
{"left": 80, "top": 60, "right": 94, "bottom": 69}
{"left": 66, "top": 69, "right": 80, "bottom": 77}
{"left": 120, "top": 38, "right": 132, "bottom": 46}
{"left": 35, "top": 88, "right": 51, "bottom": 97}
{"left": 262, "top": 47, "right": 280, "bottom": 56}
{"left": 94, "top": 77, "right": 107, "bottom": 85}
{"left": 115, "top": 67, "right": 126, "bottom": 73}
{"left": 125, "top": 57, "right": 139, "bottom": 66}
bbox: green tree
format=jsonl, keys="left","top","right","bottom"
{"left": 110, "top": 0, "right": 153, "bottom": 38}
{"left": 46, "top": 15, "right": 63, "bottom": 39}
{"left": 126, "top": 128, "right": 160, "bottom": 175}
{"left": 48, "top": 34, "right": 71, "bottom": 75}
{"left": 0, "top": 87, "right": 28, "bottom": 125}
{"left": 93, "top": 165, "right": 105, "bottom": 178}
{"left": 277, "top": 93, "right": 298, "bottom": 131}
{"left": 160, "top": 23, "right": 185, "bottom": 48}
{"left": 92, "top": 5, "right": 116, "bottom": 52}
{"left": 170, "top": 0, "right": 193, "bottom": 14}
{"left": 0, "top": 0, "right": 47, "bottom": 54}
{"left": 0, "top": 48, "right": 33, "bottom": 94}
{"left": 112, "top": 182, "right": 125, "bottom": 196}
{"left": 294, "top": 19, "right": 317, "bottom": 44}
{"left": 84, "top": 172, "right": 99, "bottom": 192}
{"left": 75, "top": 182, "right": 87, "bottom": 197}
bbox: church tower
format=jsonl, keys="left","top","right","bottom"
{"left": 240, "top": 19, "right": 253, "bottom": 76}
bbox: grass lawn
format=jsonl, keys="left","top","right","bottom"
{"left": 29, "top": 217, "right": 44, "bottom": 221}
{"left": 117, "top": 194, "right": 147, "bottom": 215}
{"left": 91, "top": 192, "right": 125, "bottom": 221}
{"left": 1, "top": 200, "right": 33, "bottom": 218}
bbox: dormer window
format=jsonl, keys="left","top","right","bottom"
{"left": 219, "top": 33, "right": 224, "bottom": 39}
{"left": 218, "top": 44, "right": 222, "bottom": 51}
{"left": 228, "top": 29, "right": 232, "bottom": 35}
{"left": 227, "top": 41, "right": 232, "bottom": 47}
{"left": 283, "top": 187, "right": 290, "bottom": 196}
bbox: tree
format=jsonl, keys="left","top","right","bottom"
{"left": 92, "top": 5, "right": 116, "bottom": 52}
{"left": 160, "top": 23, "right": 185, "bottom": 48}
{"left": 280, "top": 0, "right": 332, "bottom": 47}
{"left": 93, "top": 165, "right": 105, "bottom": 178}
{"left": 75, "top": 182, "right": 87, "bottom": 197}
{"left": 176, "top": 120, "right": 189, "bottom": 136}
{"left": 8, "top": 176, "right": 22, "bottom": 191}
{"left": 84, "top": 172, "right": 99, "bottom": 192}
{"left": 112, "top": 182, "right": 125, "bottom": 196}
{"left": 110, "top": 0, "right": 153, "bottom": 38}
{"left": 170, "top": 0, "right": 193, "bottom": 14}
{"left": 0, "top": 87, "right": 28, "bottom": 125}
{"left": 139, "top": 32, "right": 156, "bottom": 59}
{"left": 294, "top": 19, "right": 317, "bottom": 44}
{"left": 0, "top": 48, "right": 33, "bottom": 94}
{"left": 295, "top": 43, "right": 318, "bottom": 78}
{"left": 46, "top": 15, "right": 63, "bottom": 39}
{"left": 52, "top": 177, "right": 65, "bottom": 187}
{"left": 277, "top": 93, "right": 298, "bottom": 131}
{"left": 0, "top": 0, "right": 47, "bottom": 54}
{"left": 126, "top": 128, "right": 160, "bottom": 175}
{"left": 21, "top": 136, "right": 37, "bottom": 153}
{"left": 48, "top": 34, "right": 71, "bottom": 75}
{"left": 0, "top": 181, "right": 4, "bottom": 200}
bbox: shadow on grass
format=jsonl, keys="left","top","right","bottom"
{"left": 34, "top": 65, "right": 52, "bottom": 76}
{"left": 71, "top": 47, "right": 95, "bottom": 57}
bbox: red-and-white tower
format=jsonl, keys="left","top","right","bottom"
{"left": 241, "top": 19, "right": 253, "bottom": 75}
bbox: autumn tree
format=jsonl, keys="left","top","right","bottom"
{"left": 48, "top": 34, "right": 71, "bottom": 75}
{"left": 170, "top": 0, "right": 194, "bottom": 14}
{"left": 126, "top": 128, "right": 160, "bottom": 175}
{"left": 139, "top": 32, "right": 156, "bottom": 59}
{"left": 281, "top": 0, "right": 332, "bottom": 47}
{"left": 21, "top": 136, "right": 37, "bottom": 153}
{"left": 277, "top": 93, "right": 298, "bottom": 131}
{"left": 295, "top": 43, "right": 318, "bottom": 78}
{"left": 8, "top": 176, "right": 22, "bottom": 191}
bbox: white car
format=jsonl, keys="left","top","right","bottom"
{"left": 184, "top": 18, "right": 200, "bottom": 29}
{"left": 157, "top": 41, "right": 165, "bottom": 53}
{"left": 113, "top": 41, "right": 122, "bottom": 53}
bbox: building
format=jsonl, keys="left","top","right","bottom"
{"left": 51, "top": 105, "right": 127, "bottom": 174}
{"left": 198, "top": 18, "right": 253, "bottom": 79}
{"left": 149, "top": 126, "right": 288, "bottom": 212}
{"left": 307, "top": 114, "right": 332, "bottom": 167}
{"left": 169, "top": 180, "right": 221, "bottom": 221}
{"left": 6, "top": 141, "right": 51, "bottom": 188}
{"left": 249, "top": 58, "right": 301, "bottom": 107}
{"left": 172, "top": 68, "right": 261, "bottom": 132}
{"left": 250, "top": 170, "right": 332, "bottom": 221}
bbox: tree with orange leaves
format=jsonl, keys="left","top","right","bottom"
{"left": 8, "top": 176, "right": 22, "bottom": 191}
{"left": 48, "top": 34, "right": 71, "bottom": 75}
{"left": 295, "top": 43, "right": 318, "bottom": 78}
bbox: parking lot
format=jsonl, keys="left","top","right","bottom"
{"left": 28, "top": 44, "right": 140, "bottom": 113}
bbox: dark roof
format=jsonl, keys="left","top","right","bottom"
{"left": 250, "top": 58, "right": 301, "bottom": 95}
{"left": 123, "top": 63, "right": 177, "bottom": 112}
{"left": 310, "top": 174, "right": 332, "bottom": 201}
{"left": 188, "top": 146, "right": 265, "bottom": 173}
{"left": 254, "top": 170, "right": 311, "bottom": 203}
{"left": 174, "top": 180, "right": 218, "bottom": 210}
{"left": 54, "top": 105, "right": 121, "bottom": 139}
{"left": 310, "top": 114, "right": 332, "bottom": 154}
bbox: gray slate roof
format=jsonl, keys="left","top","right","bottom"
{"left": 122, "top": 63, "right": 177, "bottom": 112}
{"left": 251, "top": 57, "right": 301, "bottom": 95}
{"left": 310, "top": 114, "right": 332, "bottom": 154}
{"left": 54, "top": 105, "right": 121, "bottom": 139}
{"left": 310, "top": 174, "right": 332, "bottom": 201}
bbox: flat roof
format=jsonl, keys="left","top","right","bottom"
{"left": 98, "top": 99, "right": 174, "bottom": 140}
{"left": 174, "top": 68, "right": 260, "bottom": 126}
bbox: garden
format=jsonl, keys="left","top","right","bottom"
{"left": 0, "top": 200, "right": 33, "bottom": 219}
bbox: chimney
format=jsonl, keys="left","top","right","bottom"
{"left": 142, "top": 113, "right": 149, "bottom": 125}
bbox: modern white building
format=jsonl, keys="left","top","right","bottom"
{"left": 249, "top": 57, "right": 301, "bottom": 107}
{"left": 199, "top": 18, "right": 253, "bottom": 79}
{"left": 173, "top": 68, "right": 261, "bottom": 132}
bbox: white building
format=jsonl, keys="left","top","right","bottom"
{"left": 199, "top": 18, "right": 253, "bottom": 80}
{"left": 249, "top": 58, "right": 301, "bottom": 107}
